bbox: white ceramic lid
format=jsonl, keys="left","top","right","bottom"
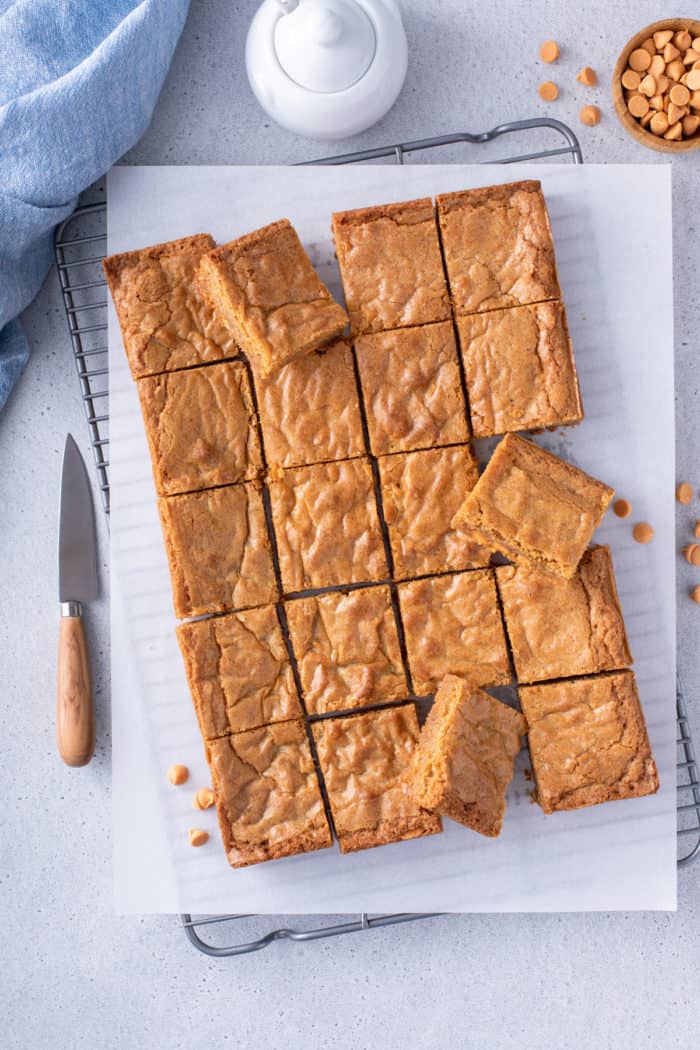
{"left": 273, "top": 0, "right": 376, "bottom": 93}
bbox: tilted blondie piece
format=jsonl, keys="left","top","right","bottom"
{"left": 496, "top": 545, "right": 632, "bottom": 684}
{"left": 519, "top": 671, "right": 659, "bottom": 814}
{"left": 312, "top": 706, "right": 442, "bottom": 853}
{"left": 207, "top": 720, "right": 332, "bottom": 868}
{"left": 197, "top": 219, "right": 347, "bottom": 377}
{"left": 453, "top": 434, "right": 614, "bottom": 579}
{"left": 103, "top": 233, "right": 239, "bottom": 379}
{"left": 332, "top": 198, "right": 451, "bottom": 335}
{"left": 436, "top": 180, "right": 561, "bottom": 315}
{"left": 410, "top": 675, "right": 526, "bottom": 837}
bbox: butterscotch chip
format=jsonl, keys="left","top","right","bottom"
{"left": 667, "top": 58, "right": 686, "bottom": 81}
{"left": 538, "top": 81, "right": 559, "bottom": 101}
{"left": 168, "top": 763, "right": 189, "bottom": 785}
{"left": 633, "top": 522, "right": 654, "bottom": 544}
{"left": 683, "top": 49, "right": 700, "bottom": 65}
{"left": 649, "top": 94, "right": 665, "bottom": 112}
{"left": 682, "top": 544, "right": 700, "bottom": 566}
{"left": 640, "top": 111, "right": 654, "bottom": 128}
{"left": 650, "top": 111, "right": 670, "bottom": 136}
{"left": 674, "top": 29, "right": 692, "bottom": 51}
{"left": 694, "top": 521, "right": 700, "bottom": 539}
{"left": 613, "top": 498, "right": 632, "bottom": 518}
{"left": 690, "top": 90, "right": 700, "bottom": 109}
{"left": 193, "top": 788, "right": 215, "bottom": 810}
{"left": 580, "top": 104, "right": 601, "bottom": 126}
{"left": 399, "top": 570, "right": 510, "bottom": 693}
{"left": 629, "top": 48, "right": 651, "bottom": 72}
{"left": 621, "top": 69, "right": 641, "bottom": 90}
{"left": 692, "top": 586, "right": 700, "bottom": 604}
{"left": 628, "top": 94, "right": 650, "bottom": 118}
{"left": 577, "top": 66, "right": 597, "bottom": 86}
{"left": 539, "top": 40, "right": 559, "bottom": 62}
{"left": 677, "top": 481, "right": 693, "bottom": 504}
{"left": 188, "top": 829, "right": 209, "bottom": 847}
{"left": 670, "top": 83, "right": 691, "bottom": 106}
{"left": 410, "top": 675, "right": 525, "bottom": 837}
{"left": 641, "top": 37, "right": 656, "bottom": 56}
{"left": 656, "top": 74, "right": 670, "bottom": 94}
{"left": 286, "top": 586, "right": 407, "bottom": 714}
{"left": 663, "top": 43, "right": 680, "bottom": 64}
{"left": 653, "top": 29, "right": 674, "bottom": 50}
{"left": 495, "top": 546, "right": 632, "bottom": 683}
{"left": 667, "top": 102, "right": 688, "bottom": 125}
{"left": 639, "top": 74, "right": 656, "bottom": 97}
{"left": 649, "top": 54, "right": 665, "bottom": 78}
{"left": 520, "top": 670, "right": 659, "bottom": 814}
{"left": 686, "top": 69, "right": 700, "bottom": 90}
{"left": 664, "top": 121, "right": 683, "bottom": 140}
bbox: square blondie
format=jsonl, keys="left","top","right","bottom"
{"left": 285, "top": 585, "right": 406, "bottom": 714}
{"left": 354, "top": 322, "right": 469, "bottom": 455}
{"left": 312, "top": 706, "right": 442, "bottom": 853}
{"left": 207, "top": 720, "right": 332, "bottom": 867}
{"left": 519, "top": 671, "right": 659, "bottom": 814}
{"left": 137, "top": 360, "right": 262, "bottom": 495}
{"left": 103, "top": 234, "right": 239, "bottom": 379}
{"left": 453, "top": 434, "right": 614, "bottom": 579}
{"left": 158, "top": 482, "right": 277, "bottom": 619}
{"left": 379, "top": 445, "right": 491, "bottom": 579}
{"left": 410, "top": 675, "right": 526, "bottom": 837}
{"left": 268, "top": 458, "right": 388, "bottom": 591}
{"left": 177, "top": 607, "right": 302, "bottom": 739}
{"left": 496, "top": 545, "right": 632, "bottom": 684}
{"left": 197, "top": 220, "right": 347, "bottom": 377}
{"left": 398, "top": 570, "right": 510, "bottom": 694}
{"left": 436, "top": 180, "right": 561, "bottom": 315}
{"left": 256, "top": 340, "right": 364, "bottom": 469}
{"left": 456, "top": 301, "right": 583, "bottom": 437}
{"left": 332, "top": 198, "right": 451, "bottom": 335}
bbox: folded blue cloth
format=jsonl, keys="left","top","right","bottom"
{"left": 0, "top": 0, "right": 190, "bottom": 412}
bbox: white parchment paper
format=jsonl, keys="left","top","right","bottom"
{"left": 108, "top": 164, "right": 676, "bottom": 913}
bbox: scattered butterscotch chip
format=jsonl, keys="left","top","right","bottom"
{"left": 691, "top": 586, "right": 700, "bottom": 605}
{"left": 693, "top": 521, "right": 700, "bottom": 539}
{"left": 613, "top": 498, "right": 632, "bottom": 518}
{"left": 539, "top": 81, "right": 559, "bottom": 101}
{"left": 633, "top": 522, "right": 654, "bottom": 544}
{"left": 167, "top": 763, "right": 189, "bottom": 786}
{"left": 670, "top": 83, "right": 691, "bottom": 106}
{"left": 193, "top": 787, "right": 216, "bottom": 810}
{"left": 629, "top": 48, "right": 652, "bottom": 72}
{"left": 653, "top": 29, "right": 674, "bottom": 50}
{"left": 622, "top": 68, "right": 641, "bottom": 90}
{"left": 682, "top": 544, "right": 700, "bottom": 566}
{"left": 577, "top": 66, "right": 597, "bottom": 87}
{"left": 628, "top": 94, "right": 650, "bottom": 118}
{"left": 540, "top": 40, "right": 560, "bottom": 63}
{"left": 580, "top": 104, "right": 601, "bottom": 126}
{"left": 188, "top": 828, "right": 209, "bottom": 847}
{"left": 677, "top": 481, "right": 693, "bottom": 504}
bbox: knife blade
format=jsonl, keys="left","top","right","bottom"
{"left": 57, "top": 434, "right": 98, "bottom": 766}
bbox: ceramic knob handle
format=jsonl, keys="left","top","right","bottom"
{"left": 276, "top": 0, "right": 299, "bottom": 13}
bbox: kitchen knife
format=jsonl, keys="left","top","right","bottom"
{"left": 57, "top": 434, "right": 98, "bottom": 766}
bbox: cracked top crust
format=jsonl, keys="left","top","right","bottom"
{"left": 411, "top": 675, "right": 525, "bottom": 837}
{"left": 197, "top": 220, "right": 348, "bottom": 377}
{"left": 496, "top": 545, "right": 632, "bottom": 684}
{"left": 269, "top": 458, "right": 388, "bottom": 591}
{"left": 286, "top": 585, "right": 407, "bottom": 714}
{"left": 256, "top": 340, "right": 364, "bottom": 468}
{"left": 103, "top": 234, "right": 240, "bottom": 379}
{"left": 207, "top": 720, "right": 332, "bottom": 868}
{"left": 456, "top": 300, "right": 583, "bottom": 437}
{"left": 158, "top": 483, "right": 277, "bottom": 619}
{"left": 354, "top": 322, "right": 469, "bottom": 455}
{"left": 453, "top": 434, "right": 614, "bottom": 579}
{"left": 436, "top": 180, "right": 561, "bottom": 314}
{"left": 137, "top": 360, "right": 262, "bottom": 495}
{"left": 312, "top": 706, "right": 442, "bottom": 853}
{"left": 177, "top": 607, "right": 301, "bottom": 739}
{"left": 379, "top": 445, "right": 491, "bottom": 579}
{"left": 519, "top": 671, "right": 659, "bottom": 814}
{"left": 399, "top": 570, "right": 511, "bottom": 694}
{"left": 332, "top": 198, "right": 451, "bottom": 335}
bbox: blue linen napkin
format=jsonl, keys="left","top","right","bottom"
{"left": 0, "top": 0, "right": 190, "bottom": 412}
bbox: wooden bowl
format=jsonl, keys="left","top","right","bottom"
{"left": 613, "top": 18, "right": 700, "bottom": 153}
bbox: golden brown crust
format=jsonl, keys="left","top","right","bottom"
{"left": 137, "top": 361, "right": 262, "bottom": 495}
{"left": 378, "top": 445, "right": 491, "bottom": 579}
{"left": 354, "top": 322, "right": 469, "bottom": 455}
{"left": 332, "top": 198, "right": 451, "bottom": 335}
{"left": 453, "top": 434, "right": 614, "bottom": 579}
{"left": 286, "top": 586, "right": 407, "bottom": 714}
{"left": 197, "top": 219, "right": 347, "bottom": 377}
{"left": 436, "top": 180, "right": 561, "bottom": 314}
{"left": 177, "top": 607, "right": 301, "bottom": 738}
{"left": 410, "top": 675, "right": 525, "bottom": 836}
{"left": 519, "top": 671, "right": 659, "bottom": 814}
{"left": 312, "top": 706, "right": 442, "bottom": 853}
{"left": 495, "top": 545, "right": 632, "bottom": 683}
{"left": 456, "top": 300, "right": 583, "bottom": 437}
{"left": 207, "top": 720, "right": 332, "bottom": 868}
{"left": 398, "top": 570, "right": 511, "bottom": 694}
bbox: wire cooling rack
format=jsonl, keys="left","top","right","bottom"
{"left": 54, "top": 117, "right": 699, "bottom": 958}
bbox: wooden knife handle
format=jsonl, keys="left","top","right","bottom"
{"left": 57, "top": 603, "right": 94, "bottom": 767}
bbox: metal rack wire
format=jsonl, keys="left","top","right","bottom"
{"left": 54, "top": 117, "right": 699, "bottom": 958}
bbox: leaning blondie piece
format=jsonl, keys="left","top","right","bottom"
{"left": 137, "top": 360, "right": 262, "bottom": 495}
{"left": 410, "top": 675, "right": 526, "bottom": 837}
{"left": 103, "top": 234, "right": 239, "bottom": 379}
{"left": 456, "top": 300, "right": 583, "bottom": 437}
{"left": 495, "top": 545, "right": 632, "bottom": 683}
{"left": 436, "top": 180, "right": 561, "bottom": 315}
{"left": 207, "top": 720, "right": 332, "bottom": 868}
{"left": 197, "top": 220, "right": 347, "bottom": 377}
{"left": 519, "top": 671, "right": 659, "bottom": 814}
{"left": 453, "top": 434, "right": 614, "bottom": 579}
{"left": 177, "top": 607, "right": 302, "bottom": 739}
{"left": 332, "top": 198, "right": 451, "bottom": 335}
{"left": 312, "top": 706, "right": 442, "bottom": 853}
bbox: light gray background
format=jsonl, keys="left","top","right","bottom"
{"left": 2, "top": 1, "right": 698, "bottom": 1047}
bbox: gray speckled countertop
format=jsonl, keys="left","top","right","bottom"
{"left": 3, "top": 1, "right": 699, "bottom": 1047}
